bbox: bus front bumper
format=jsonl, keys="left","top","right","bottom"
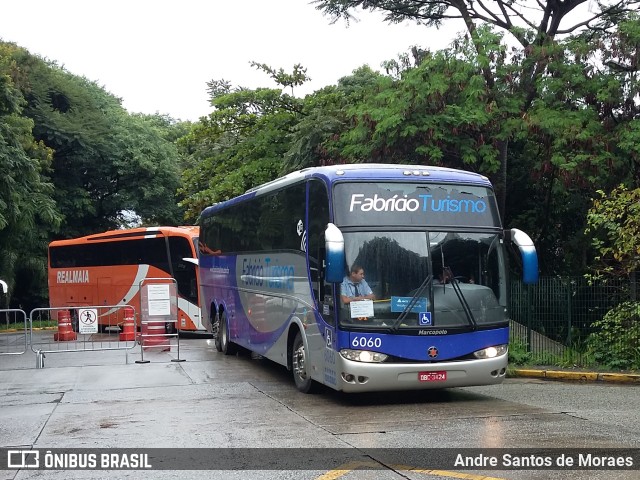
{"left": 334, "top": 354, "right": 508, "bottom": 393}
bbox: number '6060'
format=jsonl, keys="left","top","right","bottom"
{"left": 351, "top": 336, "right": 382, "bottom": 348}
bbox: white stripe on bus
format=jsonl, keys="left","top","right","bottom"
{"left": 98, "top": 264, "right": 150, "bottom": 317}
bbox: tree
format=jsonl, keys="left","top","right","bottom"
{"left": 285, "top": 65, "right": 385, "bottom": 170}
{"left": 313, "top": 0, "right": 639, "bottom": 202}
{"left": 1, "top": 41, "right": 186, "bottom": 308}
{"left": 0, "top": 42, "right": 60, "bottom": 307}
{"left": 312, "top": 1, "right": 639, "bottom": 274}
{"left": 178, "top": 65, "right": 309, "bottom": 220}
{"left": 27, "top": 65, "right": 181, "bottom": 235}
{"left": 329, "top": 41, "right": 506, "bottom": 170}
{"left": 584, "top": 185, "right": 640, "bottom": 369}
{"left": 109, "top": 113, "right": 184, "bottom": 226}
{"left": 585, "top": 185, "right": 640, "bottom": 278}
{"left": 0, "top": 47, "right": 185, "bottom": 236}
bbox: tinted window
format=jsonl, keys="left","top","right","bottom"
{"left": 169, "top": 237, "right": 198, "bottom": 302}
{"left": 200, "top": 183, "right": 307, "bottom": 254}
{"left": 50, "top": 238, "right": 169, "bottom": 271}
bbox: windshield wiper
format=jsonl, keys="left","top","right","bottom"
{"left": 444, "top": 267, "right": 477, "bottom": 330}
{"left": 389, "top": 274, "right": 433, "bottom": 333}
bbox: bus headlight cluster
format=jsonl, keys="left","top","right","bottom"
{"left": 473, "top": 345, "right": 508, "bottom": 359}
{"left": 340, "top": 349, "right": 388, "bottom": 363}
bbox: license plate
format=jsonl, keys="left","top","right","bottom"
{"left": 418, "top": 371, "right": 447, "bottom": 382}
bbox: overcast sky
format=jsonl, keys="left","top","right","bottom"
{"left": 0, "top": 0, "right": 459, "bottom": 121}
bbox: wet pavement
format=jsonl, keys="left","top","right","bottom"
{"left": 1, "top": 332, "right": 639, "bottom": 480}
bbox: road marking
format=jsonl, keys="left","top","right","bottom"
{"left": 316, "top": 461, "right": 507, "bottom": 480}
{"left": 315, "top": 461, "right": 369, "bottom": 480}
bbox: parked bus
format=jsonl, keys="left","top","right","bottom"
{"left": 48, "top": 226, "right": 203, "bottom": 332}
{"left": 198, "top": 165, "right": 538, "bottom": 393}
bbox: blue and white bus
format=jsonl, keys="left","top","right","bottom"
{"left": 198, "top": 164, "right": 538, "bottom": 393}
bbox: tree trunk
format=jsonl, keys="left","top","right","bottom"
{"left": 497, "top": 139, "right": 509, "bottom": 223}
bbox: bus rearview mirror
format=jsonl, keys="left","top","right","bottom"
{"left": 507, "top": 228, "right": 538, "bottom": 284}
{"left": 324, "top": 223, "right": 345, "bottom": 283}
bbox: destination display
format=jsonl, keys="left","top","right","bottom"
{"left": 333, "top": 182, "right": 501, "bottom": 228}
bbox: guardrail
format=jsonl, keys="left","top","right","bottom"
{"left": 0, "top": 309, "right": 28, "bottom": 356}
{"left": 30, "top": 305, "right": 138, "bottom": 368}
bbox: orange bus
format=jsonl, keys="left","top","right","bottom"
{"left": 48, "top": 226, "right": 203, "bottom": 332}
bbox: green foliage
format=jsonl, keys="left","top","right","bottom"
{"left": 250, "top": 62, "right": 310, "bottom": 95}
{"left": 109, "top": 113, "right": 184, "bottom": 226}
{"left": 0, "top": 40, "right": 185, "bottom": 309}
{"left": 586, "top": 302, "right": 640, "bottom": 370}
{"left": 311, "top": 1, "right": 640, "bottom": 277}
{"left": 585, "top": 185, "right": 640, "bottom": 278}
{"left": 0, "top": 42, "right": 61, "bottom": 306}
{"left": 508, "top": 339, "right": 533, "bottom": 365}
{"left": 329, "top": 46, "right": 505, "bottom": 172}
{"left": 2, "top": 2, "right": 639, "bottom": 312}
{"left": 178, "top": 65, "right": 309, "bottom": 220}
{"left": 14, "top": 55, "right": 184, "bottom": 235}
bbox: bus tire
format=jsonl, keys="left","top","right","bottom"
{"left": 291, "top": 331, "right": 317, "bottom": 393}
{"left": 213, "top": 313, "right": 222, "bottom": 352}
{"left": 218, "top": 311, "right": 236, "bottom": 356}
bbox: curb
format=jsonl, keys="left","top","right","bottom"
{"left": 511, "top": 369, "right": 640, "bottom": 384}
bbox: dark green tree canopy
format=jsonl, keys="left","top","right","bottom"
{"left": 0, "top": 42, "right": 60, "bottom": 306}
{"left": 0, "top": 40, "right": 187, "bottom": 308}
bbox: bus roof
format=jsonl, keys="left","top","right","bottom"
{"left": 49, "top": 226, "right": 199, "bottom": 247}
{"left": 201, "top": 164, "right": 491, "bottom": 217}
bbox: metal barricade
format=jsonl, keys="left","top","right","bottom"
{"left": 30, "top": 305, "right": 138, "bottom": 368}
{"left": 0, "top": 309, "right": 28, "bottom": 356}
{"left": 136, "top": 278, "right": 183, "bottom": 364}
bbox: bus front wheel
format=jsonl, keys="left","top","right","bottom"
{"left": 217, "top": 312, "right": 236, "bottom": 355}
{"left": 292, "top": 331, "right": 316, "bottom": 393}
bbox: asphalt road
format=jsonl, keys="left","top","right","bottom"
{"left": 0, "top": 333, "right": 639, "bottom": 480}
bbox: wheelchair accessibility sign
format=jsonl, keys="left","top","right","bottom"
{"left": 419, "top": 312, "right": 432, "bottom": 326}
{"left": 78, "top": 308, "right": 98, "bottom": 334}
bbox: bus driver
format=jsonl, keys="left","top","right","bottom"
{"left": 340, "top": 264, "right": 376, "bottom": 304}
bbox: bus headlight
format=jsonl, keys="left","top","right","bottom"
{"left": 473, "top": 345, "right": 508, "bottom": 359}
{"left": 340, "top": 349, "right": 388, "bottom": 363}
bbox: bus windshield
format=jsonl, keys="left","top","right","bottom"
{"left": 339, "top": 231, "right": 508, "bottom": 330}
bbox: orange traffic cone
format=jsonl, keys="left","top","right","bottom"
{"left": 119, "top": 307, "right": 136, "bottom": 341}
{"left": 141, "top": 321, "right": 170, "bottom": 351}
{"left": 54, "top": 310, "right": 77, "bottom": 341}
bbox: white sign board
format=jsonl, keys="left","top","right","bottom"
{"left": 147, "top": 284, "right": 171, "bottom": 316}
{"left": 349, "top": 300, "right": 374, "bottom": 318}
{"left": 78, "top": 308, "right": 98, "bottom": 334}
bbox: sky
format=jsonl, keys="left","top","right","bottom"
{"left": 0, "top": 0, "right": 460, "bottom": 122}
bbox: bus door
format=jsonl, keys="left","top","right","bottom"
{"left": 174, "top": 258, "right": 201, "bottom": 330}
{"left": 307, "top": 179, "right": 333, "bottom": 324}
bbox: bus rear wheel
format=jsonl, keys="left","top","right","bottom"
{"left": 291, "top": 331, "right": 316, "bottom": 393}
{"left": 217, "top": 312, "right": 236, "bottom": 355}
{"left": 212, "top": 313, "right": 222, "bottom": 352}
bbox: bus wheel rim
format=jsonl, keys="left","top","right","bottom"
{"left": 293, "top": 344, "right": 306, "bottom": 379}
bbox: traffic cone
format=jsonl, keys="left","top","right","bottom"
{"left": 141, "top": 321, "right": 170, "bottom": 351}
{"left": 54, "top": 310, "right": 77, "bottom": 341}
{"left": 119, "top": 307, "right": 136, "bottom": 341}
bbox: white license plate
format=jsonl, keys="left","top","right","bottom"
{"left": 418, "top": 371, "right": 447, "bottom": 382}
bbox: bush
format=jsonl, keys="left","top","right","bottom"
{"left": 586, "top": 301, "right": 640, "bottom": 370}
{"left": 508, "top": 338, "right": 533, "bottom": 365}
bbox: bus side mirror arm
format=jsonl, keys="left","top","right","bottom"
{"left": 505, "top": 228, "right": 538, "bottom": 284}
{"left": 324, "top": 223, "right": 345, "bottom": 283}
